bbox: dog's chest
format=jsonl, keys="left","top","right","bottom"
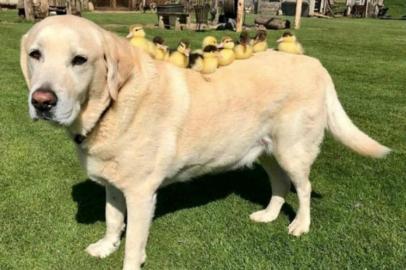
{"left": 77, "top": 147, "right": 120, "bottom": 185}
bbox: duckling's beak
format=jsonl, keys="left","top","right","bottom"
{"left": 184, "top": 48, "right": 190, "bottom": 57}
{"left": 276, "top": 37, "right": 284, "bottom": 43}
{"left": 217, "top": 43, "right": 224, "bottom": 49}
{"left": 157, "top": 44, "right": 168, "bottom": 50}
{"left": 126, "top": 32, "right": 133, "bottom": 39}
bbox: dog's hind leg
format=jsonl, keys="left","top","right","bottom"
{"left": 275, "top": 146, "right": 316, "bottom": 236}
{"left": 272, "top": 113, "right": 324, "bottom": 236}
{"left": 86, "top": 184, "right": 126, "bottom": 258}
{"left": 250, "top": 155, "right": 291, "bottom": 223}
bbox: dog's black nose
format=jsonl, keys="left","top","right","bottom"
{"left": 31, "top": 89, "right": 58, "bottom": 112}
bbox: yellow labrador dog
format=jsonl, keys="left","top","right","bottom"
{"left": 20, "top": 15, "right": 389, "bottom": 270}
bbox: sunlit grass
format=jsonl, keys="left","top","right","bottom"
{"left": 0, "top": 8, "right": 405, "bottom": 270}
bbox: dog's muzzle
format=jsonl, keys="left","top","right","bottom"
{"left": 31, "top": 89, "right": 58, "bottom": 120}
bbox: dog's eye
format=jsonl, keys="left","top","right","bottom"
{"left": 29, "top": 50, "right": 41, "bottom": 60}
{"left": 72, "top": 55, "right": 87, "bottom": 66}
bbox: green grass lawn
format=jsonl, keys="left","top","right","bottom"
{"left": 1, "top": 9, "right": 406, "bottom": 270}
{"left": 385, "top": 0, "right": 406, "bottom": 18}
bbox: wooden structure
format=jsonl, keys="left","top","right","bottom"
{"left": 295, "top": 0, "right": 302, "bottom": 29}
{"left": 20, "top": 0, "right": 86, "bottom": 20}
{"left": 257, "top": 0, "right": 282, "bottom": 16}
{"left": 345, "top": 0, "right": 384, "bottom": 17}
{"left": 91, "top": 0, "right": 164, "bottom": 11}
{"left": 93, "top": 0, "right": 131, "bottom": 10}
{"left": 308, "top": 0, "right": 334, "bottom": 16}
{"left": 255, "top": 0, "right": 336, "bottom": 17}
{"left": 155, "top": 0, "right": 244, "bottom": 31}
{"left": 236, "top": 0, "right": 243, "bottom": 31}
{"left": 157, "top": 3, "right": 190, "bottom": 30}
{"left": 0, "top": 0, "right": 18, "bottom": 8}
{"left": 281, "top": 0, "right": 309, "bottom": 16}
{"left": 194, "top": 3, "right": 211, "bottom": 30}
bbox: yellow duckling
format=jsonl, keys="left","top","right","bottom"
{"left": 252, "top": 29, "right": 268, "bottom": 53}
{"left": 217, "top": 36, "right": 235, "bottom": 67}
{"left": 168, "top": 40, "right": 190, "bottom": 68}
{"left": 191, "top": 35, "right": 218, "bottom": 56}
{"left": 276, "top": 31, "right": 304, "bottom": 55}
{"left": 152, "top": 36, "right": 168, "bottom": 61}
{"left": 126, "top": 24, "right": 156, "bottom": 57}
{"left": 201, "top": 45, "right": 219, "bottom": 74}
{"left": 234, "top": 31, "right": 253, "bottom": 60}
{"left": 202, "top": 35, "right": 218, "bottom": 49}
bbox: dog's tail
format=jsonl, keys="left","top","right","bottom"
{"left": 325, "top": 81, "right": 390, "bottom": 158}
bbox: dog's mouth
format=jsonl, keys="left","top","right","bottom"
{"left": 36, "top": 111, "right": 54, "bottom": 121}
{"left": 29, "top": 95, "right": 79, "bottom": 126}
{"left": 31, "top": 111, "right": 59, "bottom": 124}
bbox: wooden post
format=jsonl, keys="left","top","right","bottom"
{"left": 236, "top": 0, "right": 244, "bottom": 32}
{"left": 17, "top": 0, "right": 25, "bottom": 17}
{"left": 24, "top": 0, "right": 35, "bottom": 21}
{"left": 66, "top": 0, "right": 72, "bottom": 14}
{"left": 213, "top": 0, "right": 219, "bottom": 25}
{"left": 294, "top": 0, "right": 303, "bottom": 29}
{"left": 308, "top": 0, "right": 315, "bottom": 16}
{"left": 364, "top": 0, "right": 369, "bottom": 18}
{"left": 39, "top": 0, "right": 49, "bottom": 18}
{"left": 77, "top": 0, "right": 82, "bottom": 11}
{"left": 158, "top": 15, "right": 164, "bottom": 28}
{"left": 17, "top": 0, "right": 24, "bottom": 9}
{"left": 175, "top": 17, "right": 181, "bottom": 31}
{"left": 319, "top": 0, "right": 324, "bottom": 13}
{"left": 132, "top": 0, "right": 140, "bottom": 10}
{"left": 83, "top": 0, "right": 89, "bottom": 11}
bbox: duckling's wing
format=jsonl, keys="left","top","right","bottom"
{"left": 297, "top": 43, "right": 304, "bottom": 54}
{"left": 188, "top": 53, "right": 204, "bottom": 68}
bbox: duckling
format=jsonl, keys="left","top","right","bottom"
{"left": 200, "top": 45, "right": 219, "bottom": 74}
{"left": 152, "top": 36, "right": 168, "bottom": 61}
{"left": 217, "top": 36, "right": 235, "bottom": 67}
{"left": 234, "top": 31, "right": 253, "bottom": 60}
{"left": 191, "top": 35, "right": 218, "bottom": 56}
{"left": 202, "top": 35, "right": 218, "bottom": 49}
{"left": 187, "top": 52, "right": 204, "bottom": 72}
{"left": 276, "top": 31, "right": 304, "bottom": 55}
{"left": 252, "top": 29, "right": 268, "bottom": 53}
{"left": 168, "top": 40, "right": 190, "bottom": 68}
{"left": 126, "top": 24, "right": 155, "bottom": 56}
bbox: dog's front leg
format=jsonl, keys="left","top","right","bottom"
{"left": 122, "top": 187, "right": 157, "bottom": 270}
{"left": 86, "top": 183, "right": 126, "bottom": 258}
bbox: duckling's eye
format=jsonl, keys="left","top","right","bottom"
{"left": 72, "top": 55, "right": 87, "bottom": 66}
{"left": 29, "top": 49, "right": 41, "bottom": 60}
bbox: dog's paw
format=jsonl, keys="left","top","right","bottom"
{"left": 288, "top": 217, "right": 310, "bottom": 236}
{"left": 85, "top": 238, "right": 120, "bottom": 258}
{"left": 249, "top": 209, "right": 278, "bottom": 223}
{"left": 141, "top": 249, "right": 147, "bottom": 265}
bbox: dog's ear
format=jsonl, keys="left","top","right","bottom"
{"left": 103, "top": 31, "right": 136, "bottom": 100}
{"left": 20, "top": 34, "right": 31, "bottom": 89}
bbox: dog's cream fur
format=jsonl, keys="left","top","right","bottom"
{"left": 20, "top": 15, "right": 390, "bottom": 270}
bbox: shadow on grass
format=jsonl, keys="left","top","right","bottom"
{"left": 71, "top": 165, "right": 322, "bottom": 224}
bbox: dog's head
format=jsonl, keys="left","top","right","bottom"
{"left": 20, "top": 15, "right": 137, "bottom": 127}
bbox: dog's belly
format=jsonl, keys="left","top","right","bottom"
{"left": 164, "top": 136, "right": 272, "bottom": 186}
